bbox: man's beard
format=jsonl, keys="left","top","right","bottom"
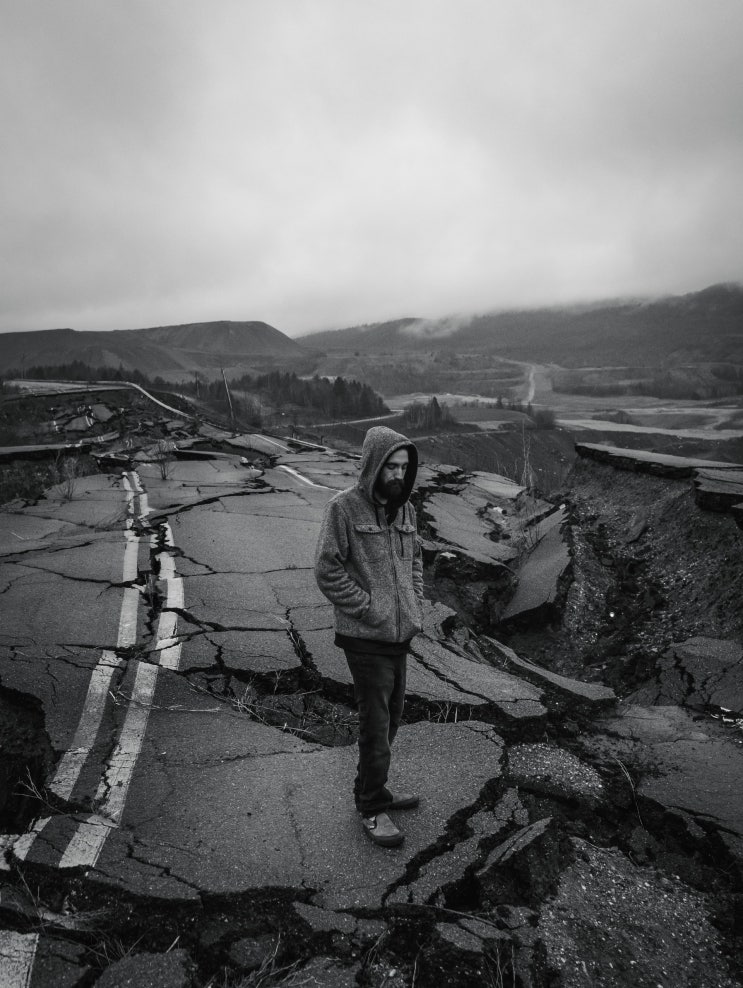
{"left": 377, "top": 478, "right": 405, "bottom": 504}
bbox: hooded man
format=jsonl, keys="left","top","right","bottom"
{"left": 315, "top": 426, "right": 424, "bottom": 847}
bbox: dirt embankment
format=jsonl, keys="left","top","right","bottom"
{"left": 501, "top": 457, "right": 743, "bottom": 692}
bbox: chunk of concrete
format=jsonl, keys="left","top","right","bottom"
{"left": 470, "top": 788, "right": 529, "bottom": 836}
{"left": 692, "top": 467, "right": 743, "bottom": 512}
{"left": 92, "top": 949, "right": 193, "bottom": 988}
{"left": 388, "top": 834, "right": 481, "bottom": 906}
{"left": 476, "top": 817, "right": 560, "bottom": 907}
{"left": 228, "top": 935, "right": 279, "bottom": 972}
{"left": 424, "top": 491, "right": 519, "bottom": 566}
{"left": 483, "top": 638, "right": 616, "bottom": 708}
{"left": 294, "top": 902, "right": 357, "bottom": 934}
{"left": 501, "top": 511, "right": 570, "bottom": 624}
{"left": 507, "top": 743, "right": 604, "bottom": 802}
{"left": 575, "top": 443, "right": 743, "bottom": 478}
{"left": 411, "top": 636, "right": 547, "bottom": 721}
{"left": 584, "top": 704, "right": 743, "bottom": 869}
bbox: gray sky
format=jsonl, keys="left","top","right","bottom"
{"left": 2, "top": 0, "right": 742, "bottom": 338}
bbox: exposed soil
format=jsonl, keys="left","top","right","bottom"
{"left": 501, "top": 456, "right": 743, "bottom": 697}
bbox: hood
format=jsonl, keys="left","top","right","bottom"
{"left": 357, "top": 426, "right": 418, "bottom": 504}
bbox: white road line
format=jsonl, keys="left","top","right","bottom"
{"left": 276, "top": 464, "right": 335, "bottom": 490}
{"left": 254, "top": 434, "right": 290, "bottom": 452}
{"left": 11, "top": 817, "right": 52, "bottom": 863}
{"left": 3, "top": 469, "right": 156, "bottom": 983}
{"left": 61, "top": 662, "right": 159, "bottom": 862}
{"left": 154, "top": 525, "right": 183, "bottom": 670}
{"left": 9, "top": 478, "right": 143, "bottom": 868}
{"left": 59, "top": 660, "right": 160, "bottom": 869}
{"left": 48, "top": 651, "right": 123, "bottom": 802}
{"left": 122, "top": 472, "right": 135, "bottom": 525}
{"left": 0, "top": 931, "right": 39, "bottom": 988}
{"left": 59, "top": 522, "right": 185, "bottom": 866}
{"left": 128, "top": 470, "right": 150, "bottom": 521}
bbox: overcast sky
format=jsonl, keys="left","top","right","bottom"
{"left": 2, "top": 1, "right": 742, "bottom": 338}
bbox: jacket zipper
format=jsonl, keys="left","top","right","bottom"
{"left": 386, "top": 516, "right": 401, "bottom": 640}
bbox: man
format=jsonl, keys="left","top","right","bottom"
{"left": 315, "top": 426, "right": 424, "bottom": 847}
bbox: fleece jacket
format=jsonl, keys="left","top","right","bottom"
{"left": 314, "top": 426, "right": 424, "bottom": 645}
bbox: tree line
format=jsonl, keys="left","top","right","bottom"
{"left": 2, "top": 363, "right": 388, "bottom": 424}
{"left": 208, "top": 371, "right": 389, "bottom": 420}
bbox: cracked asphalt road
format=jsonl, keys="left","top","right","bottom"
{"left": 1, "top": 435, "right": 742, "bottom": 987}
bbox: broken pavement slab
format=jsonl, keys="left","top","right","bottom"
{"left": 82, "top": 717, "right": 503, "bottom": 911}
{"left": 476, "top": 815, "right": 560, "bottom": 909}
{"left": 575, "top": 442, "right": 743, "bottom": 479}
{"left": 500, "top": 506, "right": 570, "bottom": 623}
{"left": 0, "top": 933, "right": 89, "bottom": 988}
{"left": 386, "top": 788, "right": 533, "bottom": 906}
{"left": 422, "top": 489, "right": 519, "bottom": 566}
{"left": 507, "top": 742, "right": 604, "bottom": 803}
{"left": 303, "top": 626, "right": 547, "bottom": 719}
{"left": 469, "top": 470, "right": 526, "bottom": 500}
{"left": 179, "top": 628, "right": 302, "bottom": 675}
{"left": 692, "top": 467, "right": 743, "bottom": 513}
{"left": 411, "top": 635, "right": 547, "bottom": 721}
{"left": 91, "top": 949, "right": 194, "bottom": 988}
{"left": 482, "top": 637, "right": 616, "bottom": 709}
{"left": 583, "top": 703, "right": 743, "bottom": 870}
{"left": 628, "top": 636, "right": 743, "bottom": 713}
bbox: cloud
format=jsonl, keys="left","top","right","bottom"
{"left": 1, "top": 0, "right": 742, "bottom": 335}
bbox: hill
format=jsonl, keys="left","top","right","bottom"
{"left": 304, "top": 283, "right": 743, "bottom": 367}
{"left": 0, "top": 320, "right": 315, "bottom": 381}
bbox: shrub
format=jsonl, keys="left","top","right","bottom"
{"left": 532, "top": 407, "right": 556, "bottom": 429}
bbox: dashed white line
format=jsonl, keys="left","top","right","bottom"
{"left": 151, "top": 525, "right": 184, "bottom": 670}
{"left": 276, "top": 464, "right": 335, "bottom": 489}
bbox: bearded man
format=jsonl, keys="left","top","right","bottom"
{"left": 314, "top": 426, "right": 424, "bottom": 847}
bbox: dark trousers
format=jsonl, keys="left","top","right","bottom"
{"left": 343, "top": 649, "right": 407, "bottom": 817}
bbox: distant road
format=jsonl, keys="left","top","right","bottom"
{"left": 307, "top": 411, "right": 400, "bottom": 428}
{"left": 7, "top": 380, "right": 126, "bottom": 396}
{"left": 7, "top": 378, "right": 193, "bottom": 420}
{"left": 559, "top": 418, "right": 743, "bottom": 441}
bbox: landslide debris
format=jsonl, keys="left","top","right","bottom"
{"left": 502, "top": 457, "right": 743, "bottom": 696}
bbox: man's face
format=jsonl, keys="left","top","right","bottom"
{"left": 376, "top": 449, "right": 409, "bottom": 502}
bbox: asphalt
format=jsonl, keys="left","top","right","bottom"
{"left": 1, "top": 431, "right": 741, "bottom": 987}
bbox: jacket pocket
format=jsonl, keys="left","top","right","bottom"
{"left": 394, "top": 522, "right": 416, "bottom": 559}
{"left": 364, "top": 589, "right": 395, "bottom": 629}
{"left": 352, "top": 523, "right": 387, "bottom": 567}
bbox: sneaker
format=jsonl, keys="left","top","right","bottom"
{"left": 385, "top": 791, "right": 419, "bottom": 810}
{"left": 361, "top": 812, "right": 404, "bottom": 847}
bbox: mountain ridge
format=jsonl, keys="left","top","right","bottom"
{"left": 0, "top": 320, "right": 312, "bottom": 379}
{"left": 302, "top": 283, "right": 743, "bottom": 366}
{"left": 2, "top": 284, "right": 742, "bottom": 381}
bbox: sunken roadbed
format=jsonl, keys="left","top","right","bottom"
{"left": 1, "top": 427, "right": 742, "bottom": 987}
